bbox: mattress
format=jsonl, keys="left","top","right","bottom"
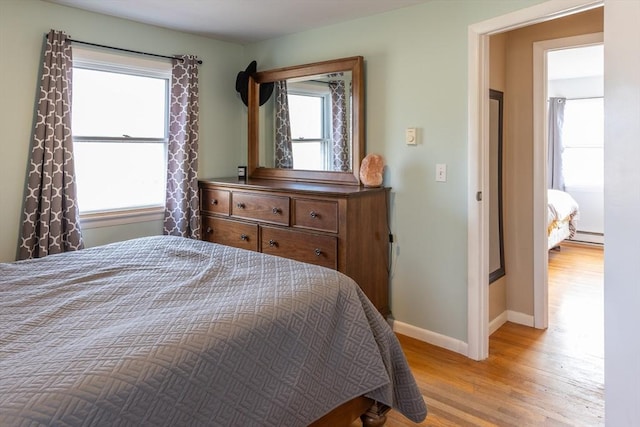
{"left": 0, "top": 236, "right": 426, "bottom": 426}
{"left": 548, "top": 189, "right": 580, "bottom": 248}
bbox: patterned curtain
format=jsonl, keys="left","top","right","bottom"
{"left": 329, "top": 75, "right": 349, "bottom": 172}
{"left": 274, "top": 80, "right": 293, "bottom": 168}
{"left": 18, "top": 30, "right": 84, "bottom": 260}
{"left": 164, "top": 55, "right": 200, "bottom": 239}
{"left": 548, "top": 97, "right": 566, "bottom": 190}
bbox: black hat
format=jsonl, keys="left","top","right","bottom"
{"left": 235, "top": 61, "right": 274, "bottom": 107}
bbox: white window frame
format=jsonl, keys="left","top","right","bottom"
{"left": 288, "top": 83, "right": 332, "bottom": 170}
{"left": 561, "top": 96, "right": 604, "bottom": 191}
{"left": 72, "top": 46, "right": 172, "bottom": 229}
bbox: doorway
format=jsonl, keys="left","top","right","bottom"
{"left": 466, "top": 0, "right": 604, "bottom": 361}
{"left": 533, "top": 34, "right": 604, "bottom": 328}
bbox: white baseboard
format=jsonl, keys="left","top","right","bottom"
{"left": 489, "top": 312, "right": 508, "bottom": 335}
{"left": 489, "top": 310, "right": 534, "bottom": 335}
{"left": 391, "top": 320, "right": 468, "bottom": 357}
{"left": 571, "top": 232, "right": 605, "bottom": 245}
{"left": 392, "top": 312, "right": 533, "bottom": 358}
{"left": 507, "top": 310, "right": 534, "bottom": 327}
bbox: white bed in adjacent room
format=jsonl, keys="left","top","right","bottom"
{"left": 548, "top": 189, "right": 580, "bottom": 249}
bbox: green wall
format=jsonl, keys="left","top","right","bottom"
{"left": 0, "top": 0, "right": 546, "bottom": 343}
{"left": 0, "top": 0, "right": 244, "bottom": 261}
{"left": 244, "top": 0, "right": 546, "bottom": 341}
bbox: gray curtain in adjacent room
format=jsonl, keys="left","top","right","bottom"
{"left": 18, "top": 29, "right": 84, "bottom": 260}
{"left": 329, "top": 77, "right": 349, "bottom": 172}
{"left": 547, "top": 97, "right": 566, "bottom": 190}
{"left": 274, "top": 80, "right": 293, "bottom": 168}
{"left": 164, "top": 55, "right": 200, "bottom": 239}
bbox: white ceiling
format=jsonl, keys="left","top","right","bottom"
{"left": 45, "top": 0, "right": 432, "bottom": 44}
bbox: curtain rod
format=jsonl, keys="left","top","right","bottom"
{"left": 548, "top": 96, "right": 603, "bottom": 101}
{"left": 566, "top": 96, "right": 603, "bottom": 101}
{"left": 68, "top": 38, "right": 203, "bottom": 65}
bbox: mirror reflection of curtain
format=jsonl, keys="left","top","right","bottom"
{"left": 548, "top": 97, "right": 566, "bottom": 190}
{"left": 274, "top": 80, "right": 293, "bottom": 169}
{"left": 328, "top": 74, "right": 349, "bottom": 172}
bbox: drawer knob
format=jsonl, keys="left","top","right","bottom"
{"left": 240, "top": 234, "right": 249, "bottom": 241}
{"left": 314, "top": 248, "right": 322, "bottom": 256}
{"left": 272, "top": 207, "right": 281, "bottom": 214}
{"left": 309, "top": 211, "right": 318, "bottom": 218}
{"left": 269, "top": 239, "right": 278, "bottom": 247}
{"left": 236, "top": 202, "right": 245, "bottom": 209}
{"left": 211, "top": 199, "right": 218, "bottom": 205}
{"left": 206, "top": 227, "right": 213, "bottom": 234}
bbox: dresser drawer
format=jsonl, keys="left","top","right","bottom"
{"left": 292, "top": 198, "right": 338, "bottom": 233}
{"left": 232, "top": 192, "right": 290, "bottom": 226}
{"left": 200, "top": 188, "right": 230, "bottom": 216}
{"left": 261, "top": 226, "right": 337, "bottom": 270}
{"left": 202, "top": 216, "right": 258, "bottom": 251}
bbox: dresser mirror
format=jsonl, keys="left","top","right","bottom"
{"left": 248, "top": 56, "right": 364, "bottom": 184}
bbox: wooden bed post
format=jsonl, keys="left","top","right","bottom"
{"left": 360, "top": 402, "right": 391, "bottom": 427}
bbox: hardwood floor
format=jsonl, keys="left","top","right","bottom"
{"left": 384, "top": 242, "right": 604, "bottom": 426}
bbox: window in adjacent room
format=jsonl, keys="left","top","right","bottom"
{"left": 561, "top": 97, "right": 604, "bottom": 189}
{"left": 71, "top": 46, "right": 171, "bottom": 221}
{"left": 288, "top": 83, "right": 331, "bottom": 170}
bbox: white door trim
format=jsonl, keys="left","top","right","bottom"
{"left": 467, "top": 0, "right": 603, "bottom": 360}
{"left": 532, "top": 32, "right": 604, "bottom": 329}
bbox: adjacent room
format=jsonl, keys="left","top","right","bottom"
{"left": 1, "top": 0, "right": 638, "bottom": 425}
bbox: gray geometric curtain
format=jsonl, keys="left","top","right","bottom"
{"left": 274, "top": 80, "right": 293, "bottom": 168}
{"left": 163, "top": 55, "right": 200, "bottom": 239}
{"left": 18, "top": 29, "right": 84, "bottom": 260}
{"left": 547, "top": 97, "right": 566, "bottom": 190}
{"left": 328, "top": 75, "right": 349, "bottom": 172}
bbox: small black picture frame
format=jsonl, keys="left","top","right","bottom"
{"left": 237, "top": 166, "right": 247, "bottom": 179}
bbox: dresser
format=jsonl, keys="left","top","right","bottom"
{"left": 198, "top": 177, "right": 390, "bottom": 316}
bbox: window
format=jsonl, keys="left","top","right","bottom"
{"left": 562, "top": 98, "right": 604, "bottom": 189}
{"left": 288, "top": 83, "right": 331, "bottom": 170}
{"left": 72, "top": 47, "right": 171, "bottom": 218}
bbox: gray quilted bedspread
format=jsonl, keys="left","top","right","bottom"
{"left": 0, "top": 236, "right": 426, "bottom": 426}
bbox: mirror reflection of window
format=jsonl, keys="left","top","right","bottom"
{"left": 288, "top": 85, "right": 331, "bottom": 170}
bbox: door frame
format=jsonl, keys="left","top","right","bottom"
{"left": 466, "top": 0, "right": 603, "bottom": 360}
{"left": 532, "top": 32, "right": 604, "bottom": 329}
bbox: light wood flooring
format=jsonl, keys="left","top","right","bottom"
{"left": 384, "top": 242, "right": 604, "bottom": 426}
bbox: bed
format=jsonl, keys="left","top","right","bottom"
{"left": 0, "top": 235, "right": 427, "bottom": 426}
{"left": 548, "top": 189, "right": 580, "bottom": 250}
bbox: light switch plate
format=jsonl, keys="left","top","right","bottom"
{"left": 405, "top": 128, "right": 417, "bottom": 145}
{"left": 436, "top": 164, "right": 447, "bottom": 182}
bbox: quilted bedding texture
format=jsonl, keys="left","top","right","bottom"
{"left": 0, "top": 236, "right": 426, "bottom": 426}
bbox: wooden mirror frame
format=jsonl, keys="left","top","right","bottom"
{"left": 248, "top": 56, "right": 364, "bottom": 185}
{"left": 489, "top": 89, "right": 505, "bottom": 284}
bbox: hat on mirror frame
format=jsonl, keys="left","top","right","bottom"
{"left": 235, "top": 60, "right": 274, "bottom": 107}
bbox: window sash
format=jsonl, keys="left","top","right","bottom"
{"left": 71, "top": 46, "right": 171, "bottom": 216}
{"left": 72, "top": 67, "right": 169, "bottom": 140}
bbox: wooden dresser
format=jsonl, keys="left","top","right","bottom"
{"left": 198, "top": 177, "right": 390, "bottom": 316}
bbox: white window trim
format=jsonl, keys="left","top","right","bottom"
{"left": 72, "top": 46, "right": 171, "bottom": 227}
{"left": 80, "top": 206, "right": 165, "bottom": 229}
{"left": 289, "top": 87, "right": 332, "bottom": 170}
